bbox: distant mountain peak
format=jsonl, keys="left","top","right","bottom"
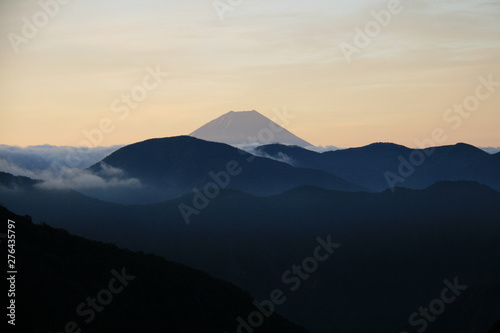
{"left": 452, "top": 142, "right": 483, "bottom": 151}
{"left": 228, "top": 110, "right": 258, "bottom": 114}
{"left": 190, "top": 110, "right": 312, "bottom": 147}
{"left": 365, "top": 142, "right": 409, "bottom": 149}
{"left": 425, "top": 180, "right": 498, "bottom": 194}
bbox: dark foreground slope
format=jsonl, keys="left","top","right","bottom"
{"left": 0, "top": 206, "right": 308, "bottom": 333}
{"left": 2, "top": 174, "right": 500, "bottom": 333}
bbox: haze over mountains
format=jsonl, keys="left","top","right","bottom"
{"left": 1, "top": 173, "right": 500, "bottom": 333}
{"left": 74, "top": 134, "right": 500, "bottom": 203}
{"left": 0, "top": 110, "right": 498, "bottom": 184}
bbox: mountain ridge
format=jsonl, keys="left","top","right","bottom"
{"left": 1, "top": 172, "right": 500, "bottom": 333}
{"left": 84, "top": 135, "right": 363, "bottom": 204}
{"left": 255, "top": 142, "right": 500, "bottom": 192}
{"left": 0, "top": 205, "right": 309, "bottom": 333}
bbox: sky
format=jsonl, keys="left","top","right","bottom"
{"left": 0, "top": 0, "right": 499, "bottom": 149}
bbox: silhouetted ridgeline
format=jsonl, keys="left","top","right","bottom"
{"left": 255, "top": 142, "right": 500, "bottom": 192}
{"left": 0, "top": 206, "right": 308, "bottom": 333}
{"left": 1, "top": 172, "right": 500, "bottom": 332}
{"left": 84, "top": 136, "right": 363, "bottom": 204}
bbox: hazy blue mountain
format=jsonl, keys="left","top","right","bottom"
{"left": 84, "top": 136, "right": 362, "bottom": 204}
{"left": 255, "top": 142, "right": 500, "bottom": 192}
{"left": 2, "top": 172, "right": 499, "bottom": 333}
{"left": 0, "top": 170, "right": 40, "bottom": 187}
{"left": 190, "top": 110, "right": 312, "bottom": 147}
{"left": 0, "top": 206, "right": 309, "bottom": 333}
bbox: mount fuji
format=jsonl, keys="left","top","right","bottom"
{"left": 190, "top": 110, "right": 312, "bottom": 147}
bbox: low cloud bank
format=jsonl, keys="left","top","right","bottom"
{"left": 0, "top": 144, "right": 123, "bottom": 172}
{"left": 0, "top": 145, "right": 140, "bottom": 190}
{"left": 480, "top": 147, "right": 500, "bottom": 154}
{"left": 36, "top": 165, "right": 141, "bottom": 190}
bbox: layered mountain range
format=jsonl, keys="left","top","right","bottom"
{"left": 83, "top": 136, "right": 362, "bottom": 204}
{"left": 1, "top": 111, "right": 500, "bottom": 333}
{"left": 255, "top": 142, "right": 500, "bottom": 192}
{"left": 1, "top": 206, "right": 308, "bottom": 333}
{"left": 1, "top": 172, "right": 500, "bottom": 333}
